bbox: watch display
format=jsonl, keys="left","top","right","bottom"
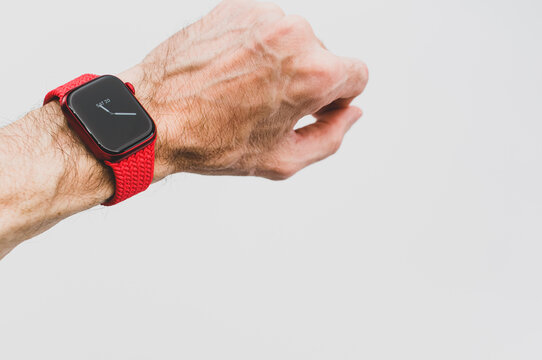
{"left": 66, "top": 75, "right": 154, "bottom": 154}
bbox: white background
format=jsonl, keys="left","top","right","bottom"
{"left": 1, "top": 0, "right": 541, "bottom": 359}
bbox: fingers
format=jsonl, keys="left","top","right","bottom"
{"left": 315, "top": 52, "right": 368, "bottom": 110}
{"left": 295, "top": 106, "right": 363, "bottom": 164}
{"left": 260, "top": 106, "right": 362, "bottom": 180}
{"left": 292, "top": 48, "right": 368, "bottom": 116}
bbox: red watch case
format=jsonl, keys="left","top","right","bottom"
{"left": 59, "top": 77, "right": 156, "bottom": 163}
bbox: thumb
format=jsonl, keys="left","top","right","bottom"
{"left": 294, "top": 106, "right": 362, "bottom": 165}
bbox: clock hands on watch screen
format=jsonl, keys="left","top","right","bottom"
{"left": 97, "top": 104, "right": 136, "bottom": 116}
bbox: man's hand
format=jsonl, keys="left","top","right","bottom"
{"left": 120, "top": 0, "right": 368, "bottom": 181}
{"left": 0, "top": 0, "right": 367, "bottom": 258}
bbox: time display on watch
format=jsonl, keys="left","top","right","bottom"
{"left": 66, "top": 75, "right": 154, "bottom": 154}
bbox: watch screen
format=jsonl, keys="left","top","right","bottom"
{"left": 67, "top": 75, "right": 154, "bottom": 154}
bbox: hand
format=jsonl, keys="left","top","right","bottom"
{"left": 120, "top": 0, "right": 368, "bottom": 181}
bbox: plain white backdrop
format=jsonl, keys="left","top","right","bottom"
{"left": 1, "top": 0, "right": 541, "bottom": 358}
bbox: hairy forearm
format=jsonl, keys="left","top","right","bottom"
{"left": 0, "top": 0, "right": 368, "bottom": 259}
{"left": 0, "top": 64, "right": 187, "bottom": 258}
{"left": 0, "top": 102, "right": 114, "bottom": 258}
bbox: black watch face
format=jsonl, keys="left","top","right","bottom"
{"left": 67, "top": 75, "right": 154, "bottom": 154}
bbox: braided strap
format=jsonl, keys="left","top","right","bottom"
{"left": 103, "top": 140, "right": 155, "bottom": 206}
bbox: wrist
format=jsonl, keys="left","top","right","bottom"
{"left": 39, "top": 102, "right": 115, "bottom": 209}
{"left": 118, "top": 65, "right": 177, "bottom": 181}
{"left": 16, "top": 103, "right": 114, "bottom": 213}
{"left": 0, "top": 102, "right": 114, "bottom": 251}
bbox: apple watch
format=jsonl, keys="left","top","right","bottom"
{"left": 44, "top": 74, "right": 157, "bottom": 206}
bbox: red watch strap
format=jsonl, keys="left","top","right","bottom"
{"left": 44, "top": 74, "right": 155, "bottom": 206}
{"left": 43, "top": 74, "right": 99, "bottom": 104}
{"left": 103, "top": 140, "right": 155, "bottom": 206}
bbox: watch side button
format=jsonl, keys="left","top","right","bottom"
{"left": 125, "top": 82, "right": 136, "bottom": 95}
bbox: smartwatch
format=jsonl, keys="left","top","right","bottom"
{"left": 44, "top": 74, "right": 157, "bottom": 206}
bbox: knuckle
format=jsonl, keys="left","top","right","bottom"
{"left": 309, "top": 56, "right": 338, "bottom": 86}
{"left": 288, "top": 55, "right": 337, "bottom": 101}
{"left": 344, "top": 58, "right": 369, "bottom": 89}
{"left": 260, "top": 14, "right": 314, "bottom": 48}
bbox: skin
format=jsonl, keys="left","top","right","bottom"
{"left": 0, "top": 0, "right": 368, "bottom": 259}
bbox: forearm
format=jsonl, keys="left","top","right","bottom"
{"left": 0, "top": 102, "right": 114, "bottom": 258}
{"left": 0, "top": 64, "right": 184, "bottom": 258}
{"left": 0, "top": 0, "right": 368, "bottom": 259}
